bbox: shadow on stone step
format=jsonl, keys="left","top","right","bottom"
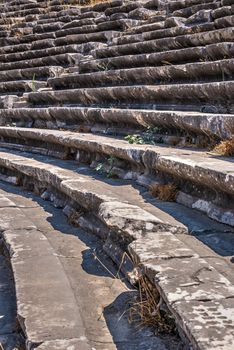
{"left": 0, "top": 181, "right": 184, "bottom": 350}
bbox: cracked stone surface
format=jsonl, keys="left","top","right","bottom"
{"left": 0, "top": 182, "right": 184, "bottom": 350}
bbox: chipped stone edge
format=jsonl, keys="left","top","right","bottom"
{"left": 0, "top": 154, "right": 233, "bottom": 349}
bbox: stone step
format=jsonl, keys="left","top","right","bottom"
{"left": 113, "top": 22, "right": 216, "bottom": 46}
{"left": 54, "top": 30, "right": 121, "bottom": 46}
{"left": 27, "top": 81, "right": 234, "bottom": 114}
{"left": 0, "top": 53, "right": 80, "bottom": 71}
{"left": 0, "top": 246, "right": 24, "bottom": 349}
{"left": 0, "top": 1, "right": 39, "bottom": 12}
{"left": 80, "top": 0, "right": 126, "bottom": 14}
{"left": 0, "top": 31, "right": 55, "bottom": 47}
{"left": 0, "top": 80, "right": 46, "bottom": 94}
{"left": 33, "top": 21, "right": 64, "bottom": 33}
{"left": 126, "top": 20, "right": 166, "bottom": 35}
{"left": 169, "top": 0, "right": 221, "bottom": 12}
{"left": 0, "top": 38, "right": 55, "bottom": 55}
{"left": 1, "top": 6, "right": 45, "bottom": 18}
{"left": 0, "top": 66, "right": 64, "bottom": 82}
{"left": 80, "top": 42, "right": 234, "bottom": 72}
{"left": 215, "top": 14, "right": 234, "bottom": 29}
{"left": 0, "top": 106, "right": 233, "bottom": 140}
{"left": 48, "top": 58, "right": 234, "bottom": 89}
{"left": 0, "top": 148, "right": 233, "bottom": 349}
{"left": 172, "top": 1, "right": 220, "bottom": 17}
{"left": 0, "top": 44, "right": 93, "bottom": 63}
{"left": 95, "top": 27, "right": 234, "bottom": 58}
{"left": 0, "top": 179, "right": 176, "bottom": 350}
{"left": 55, "top": 19, "right": 139, "bottom": 38}
{"left": 0, "top": 192, "right": 91, "bottom": 349}
{"left": 0, "top": 127, "right": 234, "bottom": 225}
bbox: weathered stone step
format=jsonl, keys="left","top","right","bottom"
{"left": 126, "top": 20, "right": 166, "bottom": 35}
{"left": 48, "top": 58, "right": 234, "bottom": 90}
{"left": 0, "top": 44, "right": 90, "bottom": 63}
{"left": 0, "top": 127, "right": 234, "bottom": 225}
{"left": 0, "top": 66, "right": 64, "bottom": 82}
{"left": 0, "top": 38, "right": 55, "bottom": 55}
{"left": 0, "top": 193, "right": 91, "bottom": 349}
{"left": 160, "top": 0, "right": 218, "bottom": 12}
{"left": 0, "top": 53, "right": 80, "bottom": 71}
{"left": 95, "top": 27, "right": 234, "bottom": 58}
{"left": 54, "top": 30, "right": 120, "bottom": 46}
{"left": 55, "top": 19, "right": 139, "bottom": 38}
{"left": 1, "top": 6, "right": 44, "bottom": 18}
{"left": 0, "top": 31, "right": 55, "bottom": 47}
{"left": 33, "top": 21, "right": 64, "bottom": 33}
{"left": 80, "top": 42, "right": 234, "bottom": 72}
{"left": 173, "top": 1, "right": 220, "bottom": 17}
{"left": 215, "top": 14, "right": 234, "bottom": 28}
{"left": 60, "top": 17, "right": 103, "bottom": 30}
{"left": 27, "top": 81, "right": 234, "bottom": 114}
{"left": 1, "top": 106, "right": 233, "bottom": 140}
{"left": 113, "top": 21, "right": 216, "bottom": 46}
{"left": 0, "top": 80, "right": 46, "bottom": 94}
{"left": 0, "top": 180, "right": 176, "bottom": 350}
{"left": 0, "top": 1, "right": 39, "bottom": 12}
{"left": 0, "top": 244, "right": 25, "bottom": 350}
{"left": 212, "top": 5, "right": 234, "bottom": 19}
{"left": 0, "top": 148, "right": 233, "bottom": 349}
{"left": 80, "top": 0, "right": 125, "bottom": 14}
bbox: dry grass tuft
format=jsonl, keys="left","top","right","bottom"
{"left": 128, "top": 275, "right": 175, "bottom": 333}
{"left": 213, "top": 137, "right": 234, "bottom": 156}
{"left": 150, "top": 183, "right": 178, "bottom": 202}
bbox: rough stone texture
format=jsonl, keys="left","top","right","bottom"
{"left": 0, "top": 152, "right": 233, "bottom": 349}
{"left": 0, "top": 127, "right": 234, "bottom": 225}
{"left": 0, "top": 0, "right": 233, "bottom": 348}
{"left": 0, "top": 182, "right": 184, "bottom": 350}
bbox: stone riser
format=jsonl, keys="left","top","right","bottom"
{"left": 1, "top": 136, "right": 234, "bottom": 221}
{"left": 0, "top": 53, "right": 80, "bottom": 71}
{"left": 0, "top": 148, "right": 233, "bottom": 349}
{"left": 95, "top": 28, "right": 234, "bottom": 58}
{"left": 27, "top": 82, "right": 234, "bottom": 114}
{"left": 0, "top": 44, "right": 95, "bottom": 63}
{"left": 113, "top": 21, "right": 216, "bottom": 46}
{"left": 0, "top": 66, "right": 64, "bottom": 82}
{"left": 48, "top": 58, "right": 234, "bottom": 89}
{"left": 80, "top": 42, "right": 234, "bottom": 73}
{"left": 0, "top": 39, "right": 55, "bottom": 55}
{"left": 0, "top": 80, "right": 46, "bottom": 94}
{"left": 0, "top": 127, "right": 233, "bottom": 225}
{"left": 1, "top": 106, "right": 232, "bottom": 139}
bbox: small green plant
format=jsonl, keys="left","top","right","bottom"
{"left": 94, "top": 156, "right": 117, "bottom": 178}
{"left": 31, "top": 74, "right": 36, "bottom": 92}
{"left": 125, "top": 127, "right": 163, "bottom": 145}
{"left": 125, "top": 134, "right": 144, "bottom": 145}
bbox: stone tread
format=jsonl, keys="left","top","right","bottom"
{"left": 79, "top": 42, "right": 234, "bottom": 72}
{"left": 0, "top": 194, "right": 91, "bottom": 349}
{"left": 95, "top": 27, "right": 234, "bottom": 58}
{"left": 27, "top": 81, "right": 234, "bottom": 114}
{"left": 0, "top": 148, "right": 233, "bottom": 349}
{"left": 1, "top": 106, "right": 233, "bottom": 139}
{"left": 0, "top": 126, "right": 233, "bottom": 196}
{"left": 47, "top": 58, "right": 234, "bottom": 89}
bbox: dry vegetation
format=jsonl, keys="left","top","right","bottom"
{"left": 213, "top": 137, "right": 234, "bottom": 156}
{"left": 128, "top": 274, "right": 176, "bottom": 333}
{"left": 150, "top": 183, "right": 178, "bottom": 202}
